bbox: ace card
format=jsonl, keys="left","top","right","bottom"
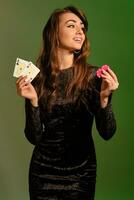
{"left": 13, "top": 58, "right": 40, "bottom": 82}
{"left": 23, "top": 61, "right": 40, "bottom": 82}
{"left": 13, "top": 58, "right": 29, "bottom": 78}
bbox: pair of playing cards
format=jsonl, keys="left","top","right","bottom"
{"left": 13, "top": 58, "right": 40, "bottom": 82}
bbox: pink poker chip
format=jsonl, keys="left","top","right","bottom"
{"left": 96, "top": 65, "right": 110, "bottom": 78}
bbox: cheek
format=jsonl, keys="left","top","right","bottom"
{"left": 60, "top": 30, "right": 71, "bottom": 37}
{"left": 59, "top": 30, "right": 72, "bottom": 43}
{"left": 83, "top": 34, "right": 86, "bottom": 42}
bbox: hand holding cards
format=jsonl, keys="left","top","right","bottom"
{"left": 13, "top": 58, "right": 40, "bottom": 82}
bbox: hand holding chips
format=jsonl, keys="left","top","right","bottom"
{"left": 96, "top": 65, "right": 110, "bottom": 78}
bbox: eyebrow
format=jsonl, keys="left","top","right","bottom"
{"left": 65, "top": 19, "right": 84, "bottom": 25}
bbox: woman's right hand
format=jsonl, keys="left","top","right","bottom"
{"left": 16, "top": 76, "right": 38, "bottom": 106}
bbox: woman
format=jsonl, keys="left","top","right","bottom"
{"left": 16, "top": 6, "right": 119, "bottom": 200}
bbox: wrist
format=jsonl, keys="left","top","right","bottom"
{"left": 30, "top": 97, "right": 38, "bottom": 107}
{"left": 100, "top": 93, "right": 109, "bottom": 108}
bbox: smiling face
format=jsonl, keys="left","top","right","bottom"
{"left": 58, "top": 12, "right": 86, "bottom": 52}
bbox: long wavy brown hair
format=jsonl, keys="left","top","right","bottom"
{"left": 33, "top": 6, "right": 93, "bottom": 106}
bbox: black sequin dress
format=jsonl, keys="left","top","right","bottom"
{"left": 24, "top": 66, "right": 116, "bottom": 200}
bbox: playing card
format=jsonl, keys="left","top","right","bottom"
{"left": 23, "top": 61, "right": 40, "bottom": 82}
{"left": 13, "top": 58, "right": 29, "bottom": 78}
{"left": 13, "top": 58, "right": 40, "bottom": 82}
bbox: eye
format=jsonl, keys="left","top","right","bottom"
{"left": 81, "top": 27, "right": 85, "bottom": 32}
{"left": 67, "top": 24, "right": 75, "bottom": 28}
{"left": 80, "top": 24, "right": 85, "bottom": 30}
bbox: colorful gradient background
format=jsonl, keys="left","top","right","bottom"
{"left": 0, "top": 0, "right": 133, "bottom": 199}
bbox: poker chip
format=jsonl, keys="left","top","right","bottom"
{"left": 96, "top": 65, "right": 110, "bottom": 78}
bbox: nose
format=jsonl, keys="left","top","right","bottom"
{"left": 76, "top": 26, "right": 83, "bottom": 34}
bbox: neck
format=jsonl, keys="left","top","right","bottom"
{"left": 58, "top": 48, "right": 74, "bottom": 70}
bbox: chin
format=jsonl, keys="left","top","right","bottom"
{"left": 73, "top": 45, "right": 82, "bottom": 50}
{"left": 76, "top": 44, "right": 83, "bottom": 49}
{"left": 75, "top": 47, "right": 81, "bottom": 50}
{"left": 67, "top": 45, "right": 82, "bottom": 52}
{"left": 73, "top": 48, "right": 82, "bottom": 52}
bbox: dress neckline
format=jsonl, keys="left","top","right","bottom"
{"left": 60, "top": 66, "right": 74, "bottom": 72}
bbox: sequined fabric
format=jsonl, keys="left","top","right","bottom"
{"left": 24, "top": 66, "right": 116, "bottom": 200}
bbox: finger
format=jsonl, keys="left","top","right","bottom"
{"left": 102, "top": 68, "right": 119, "bottom": 86}
{"left": 103, "top": 77, "right": 119, "bottom": 91}
{"left": 107, "top": 68, "right": 118, "bottom": 82}
{"left": 101, "top": 72, "right": 119, "bottom": 89}
{"left": 101, "top": 72, "right": 112, "bottom": 81}
{"left": 17, "top": 81, "right": 30, "bottom": 94}
{"left": 19, "top": 82, "right": 29, "bottom": 90}
{"left": 17, "top": 77, "right": 29, "bottom": 88}
{"left": 16, "top": 76, "right": 24, "bottom": 84}
{"left": 101, "top": 71, "right": 117, "bottom": 83}
{"left": 101, "top": 75, "right": 114, "bottom": 86}
{"left": 16, "top": 76, "right": 27, "bottom": 84}
{"left": 17, "top": 85, "right": 30, "bottom": 96}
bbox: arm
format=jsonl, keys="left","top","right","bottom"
{"left": 16, "top": 76, "right": 43, "bottom": 145}
{"left": 95, "top": 95, "right": 116, "bottom": 140}
{"left": 92, "top": 67, "right": 118, "bottom": 140}
{"left": 24, "top": 99, "right": 44, "bottom": 145}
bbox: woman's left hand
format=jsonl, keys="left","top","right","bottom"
{"left": 100, "top": 67, "right": 119, "bottom": 107}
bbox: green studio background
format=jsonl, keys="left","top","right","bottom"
{"left": 0, "top": 0, "right": 133, "bottom": 199}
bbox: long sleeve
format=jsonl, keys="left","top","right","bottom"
{"left": 24, "top": 99, "right": 44, "bottom": 145}
{"left": 91, "top": 69, "right": 116, "bottom": 140}
{"left": 95, "top": 101, "right": 116, "bottom": 140}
